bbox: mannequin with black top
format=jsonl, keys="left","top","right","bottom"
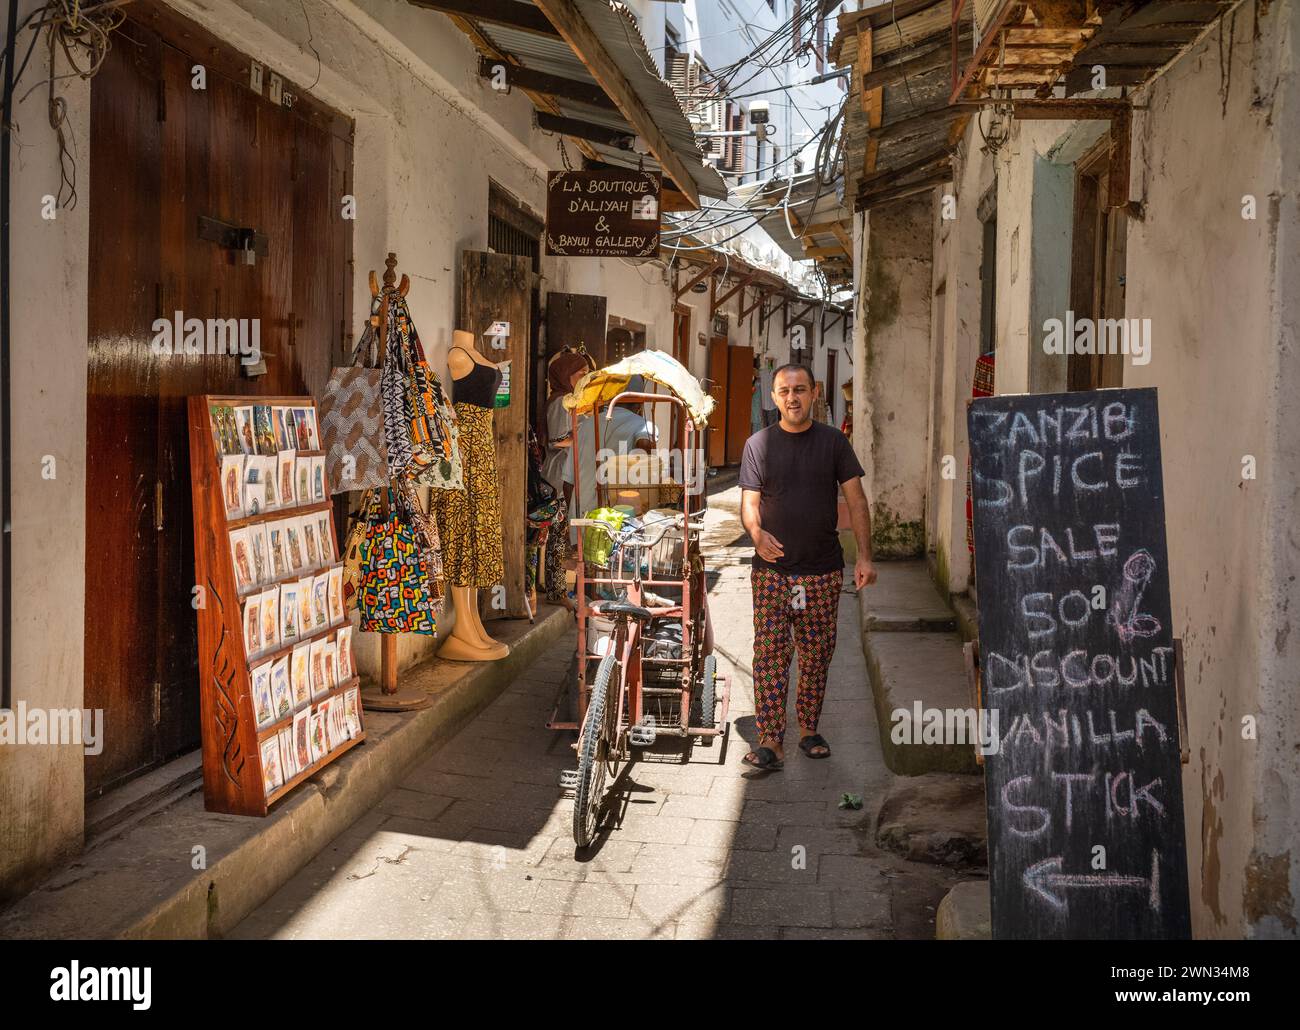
{"left": 434, "top": 329, "right": 510, "bottom": 661}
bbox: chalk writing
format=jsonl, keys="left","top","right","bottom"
{"left": 969, "top": 388, "right": 1190, "bottom": 939}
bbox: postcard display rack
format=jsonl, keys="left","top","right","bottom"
{"left": 188, "top": 395, "right": 366, "bottom": 816}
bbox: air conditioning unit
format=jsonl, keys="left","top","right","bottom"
{"left": 668, "top": 53, "right": 726, "bottom": 160}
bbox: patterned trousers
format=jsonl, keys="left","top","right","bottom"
{"left": 751, "top": 567, "right": 843, "bottom": 746}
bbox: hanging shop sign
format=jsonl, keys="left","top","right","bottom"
{"left": 546, "top": 170, "right": 661, "bottom": 258}
{"left": 968, "top": 387, "right": 1191, "bottom": 939}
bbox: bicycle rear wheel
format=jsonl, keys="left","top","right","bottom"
{"left": 573, "top": 654, "right": 619, "bottom": 847}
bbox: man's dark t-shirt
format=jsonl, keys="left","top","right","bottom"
{"left": 739, "top": 420, "right": 866, "bottom": 575}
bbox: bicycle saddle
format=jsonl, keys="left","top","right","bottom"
{"left": 599, "top": 600, "right": 655, "bottom": 623}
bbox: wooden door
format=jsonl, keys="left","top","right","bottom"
{"left": 726, "top": 345, "right": 754, "bottom": 464}
{"left": 545, "top": 292, "right": 607, "bottom": 368}
{"left": 85, "top": 8, "right": 352, "bottom": 795}
{"left": 1069, "top": 141, "right": 1127, "bottom": 390}
{"left": 706, "top": 337, "right": 729, "bottom": 468}
{"left": 460, "top": 251, "right": 532, "bottom": 620}
{"left": 672, "top": 305, "right": 691, "bottom": 368}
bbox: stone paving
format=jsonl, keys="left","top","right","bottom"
{"left": 231, "top": 486, "right": 964, "bottom": 940}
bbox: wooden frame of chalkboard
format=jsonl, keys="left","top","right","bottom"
{"left": 968, "top": 387, "right": 1191, "bottom": 939}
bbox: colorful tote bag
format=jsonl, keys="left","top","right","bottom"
{"left": 387, "top": 297, "right": 464, "bottom": 492}
{"left": 356, "top": 489, "right": 438, "bottom": 634}
{"left": 321, "top": 309, "right": 389, "bottom": 493}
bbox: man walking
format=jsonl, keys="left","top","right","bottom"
{"left": 738, "top": 363, "right": 877, "bottom": 770}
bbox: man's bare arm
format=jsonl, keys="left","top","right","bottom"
{"left": 841, "top": 476, "right": 878, "bottom": 589}
{"left": 742, "top": 488, "right": 785, "bottom": 563}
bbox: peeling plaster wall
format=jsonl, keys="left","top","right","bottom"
{"left": 0, "top": 2, "right": 90, "bottom": 900}
{"left": 1122, "top": 0, "right": 1300, "bottom": 938}
{"left": 925, "top": 139, "right": 994, "bottom": 596}
{"left": 859, "top": 195, "right": 932, "bottom": 557}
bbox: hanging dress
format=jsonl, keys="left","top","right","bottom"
{"left": 431, "top": 355, "right": 506, "bottom": 587}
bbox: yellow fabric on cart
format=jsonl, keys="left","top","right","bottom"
{"left": 564, "top": 351, "right": 714, "bottom": 427}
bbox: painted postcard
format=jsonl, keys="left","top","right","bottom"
{"left": 221, "top": 454, "right": 245, "bottom": 519}
{"left": 327, "top": 565, "right": 344, "bottom": 625}
{"left": 270, "top": 656, "right": 292, "bottom": 721}
{"left": 268, "top": 522, "right": 289, "bottom": 580}
{"left": 233, "top": 405, "right": 256, "bottom": 455}
{"left": 336, "top": 627, "right": 353, "bottom": 682}
{"left": 290, "top": 642, "right": 312, "bottom": 708}
{"left": 251, "top": 661, "right": 275, "bottom": 730}
{"left": 278, "top": 726, "right": 297, "bottom": 781}
{"left": 229, "top": 527, "right": 255, "bottom": 593}
{"left": 285, "top": 519, "right": 305, "bottom": 572}
{"left": 301, "top": 517, "right": 319, "bottom": 568}
{"left": 260, "top": 737, "right": 283, "bottom": 797}
{"left": 293, "top": 709, "right": 311, "bottom": 770}
{"left": 316, "top": 514, "right": 334, "bottom": 563}
{"left": 297, "top": 577, "right": 315, "bottom": 637}
{"left": 311, "top": 455, "right": 326, "bottom": 501}
{"left": 309, "top": 638, "right": 328, "bottom": 699}
{"left": 311, "top": 572, "right": 330, "bottom": 629}
{"left": 280, "top": 582, "right": 300, "bottom": 641}
{"left": 259, "top": 586, "right": 280, "bottom": 652}
{"left": 253, "top": 404, "right": 277, "bottom": 456}
{"left": 278, "top": 449, "right": 296, "bottom": 509}
{"left": 244, "top": 595, "right": 261, "bottom": 657}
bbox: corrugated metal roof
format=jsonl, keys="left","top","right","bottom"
{"left": 470, "top": 1, "right": 727, "bottom": 201}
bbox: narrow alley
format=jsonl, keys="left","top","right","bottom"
{"left": 230, "top": 485, "right": 966, "bottom": 940}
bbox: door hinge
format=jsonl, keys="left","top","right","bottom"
{"left": 152, "top": 682, "right": 162, "bottom": 726}
{"left": 155, "top": 479, "right": 164, "bottom": 532}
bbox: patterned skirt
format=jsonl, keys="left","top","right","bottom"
{"left": 431, "top": 402, "right": 505, "bottom": 588}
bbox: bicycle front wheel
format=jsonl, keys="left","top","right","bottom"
{"left": 573, "top": 654, "right": 619, "bottom": 847}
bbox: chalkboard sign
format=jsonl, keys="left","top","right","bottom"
{"left": 545, "top": 170, "right": 661, "bottom": 258}
{"left": 968, "top": 387, "right": 1190, "bottom": 939}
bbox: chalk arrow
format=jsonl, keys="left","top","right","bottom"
{"left": 1023, "top": 849, "right": 1161, "bottom": 913}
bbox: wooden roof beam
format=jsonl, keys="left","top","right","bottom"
{"left": 477, "top": 57, "right": 616, "bottom": 108}
{"left": 714, "top": 272, "right": 757, "bottom": 312}
{"left": 535, "top": 0, "right": 702, "bottom": 208}
{"left": 674, "top": 258, "right": 719, "bottom": 301}
{"left": 536, "top": 112, "right": 634, "bottom": 149}
{"left": 411, "top": 0, "right": 561, "bottom": 36}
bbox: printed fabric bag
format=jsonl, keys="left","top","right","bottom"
{"left": 389, "top": 296, "right": 465, "bottom": 491}
{"left": 320, "top": 305, "right": 389, "bottom": 493}
{"left": 341, "top": 489, "right": 373, "bottom": 613}
{"left": 356, "top": 488, "right": 438, "bottom": 634}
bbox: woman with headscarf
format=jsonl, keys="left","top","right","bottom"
{"left": 542, "top": 348, "right": 593, "bottom": 494}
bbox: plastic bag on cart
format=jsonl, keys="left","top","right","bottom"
{"left": 644, "top": 618, "right": 683, "bottom": 660}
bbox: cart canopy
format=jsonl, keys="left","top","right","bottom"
{"left": 564, "top": 350, "right": 714, "bottom": 428}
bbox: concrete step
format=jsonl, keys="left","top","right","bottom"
{"left": 0, "top": 607, "right": 571, "bottom": 940}
{"left": 857, "top": 559, "right": 955, "bottom": 633}
{"left": 876, "top": 773, "right": 987, "bottom": 868}
{"left": 859, "top": 608, "right": 980, "bottom": 776}
{"left": 935, "top": 880, "right": 992, "bottom": 940}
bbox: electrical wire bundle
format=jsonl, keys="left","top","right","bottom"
{"left": 1, "top": 0, "right": 130, "bottom": 210}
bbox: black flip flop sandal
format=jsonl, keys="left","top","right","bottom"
{"left": 742, "top": 746, "right": 784, "bottom": 772}
{"left": 798, "top": 734, "right": 831, "bottom": 759}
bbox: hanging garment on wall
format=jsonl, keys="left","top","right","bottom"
{"left": 321, "top": 304, "right": 389, "bottom": 493}
{"left": 387, "top": 297, "right": 465, "bottom": 491}
{"left": 430, "top": 401, "right": 505, "bottom": 588}
{"left": 356, "top": 488, "right": 438, "bottom": 634}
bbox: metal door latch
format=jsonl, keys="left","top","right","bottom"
{"left": 197, "top": 215, "right": 269, "bottom": 266}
